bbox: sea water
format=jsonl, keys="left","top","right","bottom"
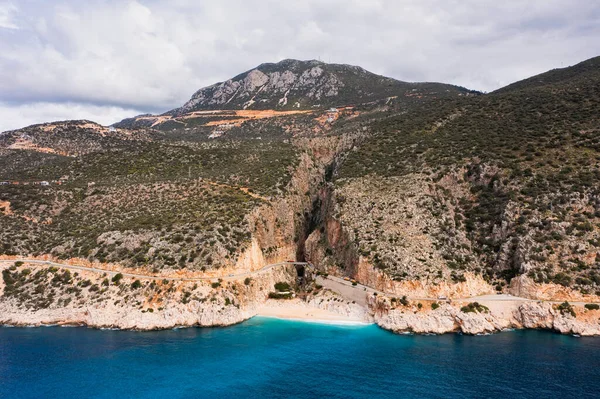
{"left": 1, "top": 317, "right": 599, "bottom": 398}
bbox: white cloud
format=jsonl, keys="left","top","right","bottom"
{"left": 0, "top": 0, "right": 599, "bottom": 129}
{"left": 0, "top": 2, "right": 18, "bottom": 29}
{"left": 0, "top": 102, "right": 142, "bottom": 132}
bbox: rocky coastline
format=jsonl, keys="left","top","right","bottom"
{"left": 2, "top": 262, "right": 599, "bottom": 336}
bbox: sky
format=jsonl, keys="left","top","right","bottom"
{"left": 0, "top": 0, "right": 599, "bottom": 132}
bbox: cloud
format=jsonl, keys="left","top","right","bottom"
{"left": 0, "top": 2, "right": 18, "bottom": 29}
{"left": 0, "top": 0, "right": 599, "bottom": 130}
{"left": 0, "top": 102, "right": 142, "bottom": 132}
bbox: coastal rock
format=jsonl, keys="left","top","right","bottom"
{"left": 514, "top": 302, "right": 555, "bottom": 329}
{"left": 553, "top": 314, "right": 600, "bottom": 336}
{"left": 371, "top": 296, "right": 600, "bottom": 336}
{"left": 375, "top": 306, "right": 459, "bottom": 334}
{"left": 456, "top": 311, "right": 510, "bottom": 335}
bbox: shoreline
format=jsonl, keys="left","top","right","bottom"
{"left": 0, "top": 319, "right": 588, "bottom": 337}
{"left": 255, "top": 315, "right": 373, "bottom": 326}
{"left": 256, "top": 298, "right": 372, "bottom": 325}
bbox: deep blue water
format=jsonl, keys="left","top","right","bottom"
{"left": 1, "top": 318, "right": 599, "bottom": 399}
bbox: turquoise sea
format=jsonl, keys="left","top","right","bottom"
{"left": 1, "top": 317, "right": 599, "bottom": 398}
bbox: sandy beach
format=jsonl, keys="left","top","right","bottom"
{"left": 257, "top": 299, "right": 371, "bottom": 325}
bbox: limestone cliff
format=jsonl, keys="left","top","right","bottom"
{"left": 370, "top": 295, "right": 600, "bottom": 336}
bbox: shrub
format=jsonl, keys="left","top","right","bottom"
{"left": 274, "top": 282, "right": 291, "bottom": 292}
{"left": 268, "top": 292, "right": 293, "bottom": 299}
{"left": 460, "top": 302, "right": 489, "bottom": 313}
{"left": 131, "top": 280, "right": 142, "bottom": 289}
{"left": 557, "top": 301, "right": 576, "bottom": 317}
{"left": 211, "top": 282, "right": 221, "bottom": 289}
{"left": 399, "top": 295, "right": 409, "bottom": 306}
{"left": 431, "top": 302, "right": 440, "bottom": 310}
{"left": 111, "top": 273, "right": 123, "bottom": 285}
{"left": 244, "top": 277, "right": 251, "bottom": 285}
{"left": 584, "top": 303, "right": 599, "bottom": 311}
{"left": 14, "top": 261, "right": 24, "bottom": 267}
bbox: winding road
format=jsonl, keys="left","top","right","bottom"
{"left": 0, "top": 258, "right": 595, "bottom": 305}
{"left": 0, "top": 259, "right": 309, "bottom": 282}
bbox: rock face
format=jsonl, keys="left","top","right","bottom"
{"left": 515, "top": 302, "right": 600, "bottom": 336}
{"left": 370, "top": 295, "right": 600, "bottom": 336}
{"left": 509, "top": 274, "right": 600, "bottom": 303}
{"left": 169, "top": 59, "right": 465, "bottom": 113}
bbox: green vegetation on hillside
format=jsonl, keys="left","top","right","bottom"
{"left": 335, "top": 56, "right": 600, "bottom": 294}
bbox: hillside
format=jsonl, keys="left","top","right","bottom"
{"left": 0, "top": 101, "right": 364, "bottom": 272}
{"left": 325, "top": 55, "right": 600, "bottom": 297}
{"left": 495, "top": 55, "right": 600, "bottom": 94}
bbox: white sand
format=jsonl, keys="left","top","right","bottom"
{"left": 257, "top": 300, "right": 371, "bottom": 325}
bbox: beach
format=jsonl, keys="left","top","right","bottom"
{"left": 257, "top": 299, "right": 371, "bottom": 324}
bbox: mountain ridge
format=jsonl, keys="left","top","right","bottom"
{"left": 114, "top": 58, "right": 474, "bottom": 129}
{"left": 494, "top": 55, "right": 600, "bottom": 94}
{"left": 169, "top": 58, "right": 470, "bottom": 114}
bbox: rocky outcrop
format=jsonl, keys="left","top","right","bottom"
{"left": 177, "top": 63, "right": 346, "bottom": 113}
{"left": 515, "top": 302, "right": 600, "bottom": 335}
{"left": 172, "top": 60, "right": 374, "bottom": 112}
{"left": 370, "top": 295, "right": 600, "bottom": 336}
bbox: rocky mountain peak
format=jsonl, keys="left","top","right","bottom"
{"left": 168, "top": 59, "right": 463, "bottom": 115}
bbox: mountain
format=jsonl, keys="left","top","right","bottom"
{"left": 114, "top": 59, "right": 474, "bottom": 130}
{"left": 1, "top": 55, "right": 600, "bottom": 334}
{"left": 170, "top": 59, "right": 471, "bottom": 113}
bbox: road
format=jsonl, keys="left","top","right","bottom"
{"left": 1, "top": 258, "right": 597, "bottom": 305}
{"left": 0, "top": 259, "right": 309, "bottom": 282}
{"left": 316, "top": 273, "right": 599, "bottom": 305}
